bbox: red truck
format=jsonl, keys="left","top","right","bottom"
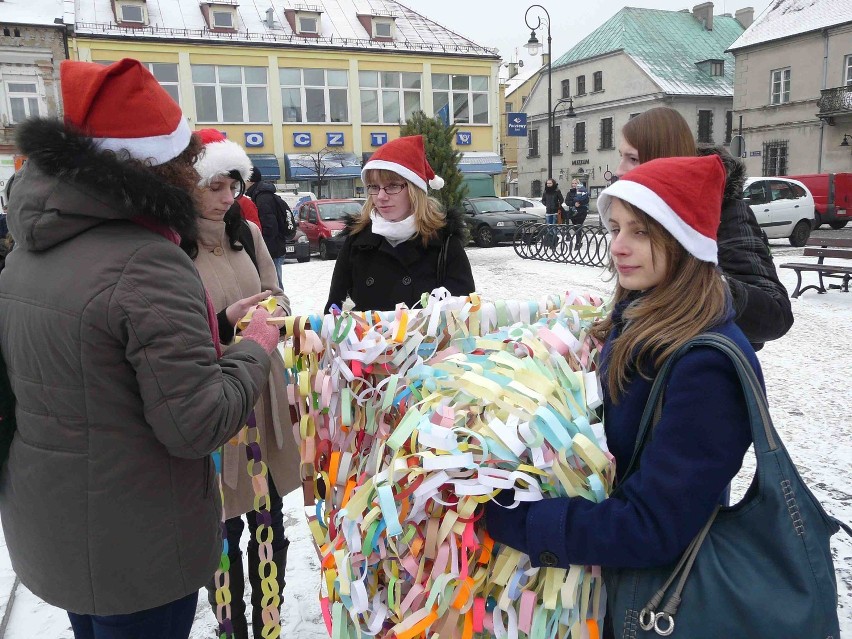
{"left": 785, "top": 173, "right": 851, "bottom": 229}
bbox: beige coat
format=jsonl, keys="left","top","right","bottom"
{"left": 194, "top": 216, "right": 301, "bottom": 518}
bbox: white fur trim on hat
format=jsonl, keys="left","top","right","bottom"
{"left": 362, "top": 159, "right": 427, "bottom": 192}
{"left": 93, "top": 117, "right": 192, "bottom": 167}
{"left": 195, "top": 138, "right": 253, "bottom": 185}
{"left": 429, "top": 175, "right": 445, "bottom": 190}
{"left": 598, "top": 180, "right": 718, "bottom": 264}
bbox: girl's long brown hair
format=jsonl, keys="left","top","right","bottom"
{"left": 591, "top": 201, "right": 728, "bottom": 402}
{"left": 352, "top": 169, "right": 446, "bottom": 246}
{"left": 621, "top": 107, "right": 697, "bottom": 163}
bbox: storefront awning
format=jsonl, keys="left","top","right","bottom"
{"left": 287, "top": 153, "right": 361, "bottom": 179}
{"left": 458, "top": 152, "right": 503, "bottom": 175}
{"left": 246, "top": 154, "right": 280, "bottom": 182}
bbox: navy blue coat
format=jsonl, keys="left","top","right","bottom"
{"left": 486, "top": 303, "right": 761, "bottom": 569}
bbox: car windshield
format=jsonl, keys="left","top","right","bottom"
{"left": 318, "top": 202, "right": 363, "bottom": 220}
{"left": 472, "top": 199, "right": 519, "bottom": 213}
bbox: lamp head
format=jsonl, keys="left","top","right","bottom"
{"left": 525, "top": 30, "right": 541, "bottom": 56}
{"left": 841, "top": 134, "right": 851, "bottom": 147}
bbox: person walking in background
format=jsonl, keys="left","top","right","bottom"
{"left": 615, "top": 106, "right": 793, "bottom": 349}
{"left": 540, "top": 177, "right": 564, "bottom": 225}
{"left": 246, "top": 167, "right": 292, "bottom": 288}
{"left": 325, "top": 135, "right": 474, "bottom": 312}
{"left": 0, "top": 59, "right": 281, "bottom": 639}
{"left": 188, "top": 129, "right": 300, "bottom": 639}
{"left": 567, "top": 178, "right": 590, "bottom": 251}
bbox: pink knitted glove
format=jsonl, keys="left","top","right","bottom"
{"left": 239, "top": 307, "right": 279, "bottom": 354}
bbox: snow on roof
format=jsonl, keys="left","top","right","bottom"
{"left": 728, "top": 0, "right": 852, "bottom": 51}
{"left": 0, "top": 0, "right": 66, "bottom": 27}
{"left": 504, "top": 63, "right": 541, "bottom": 98}
{"left": 68, "top": 0, "right": 498, "bottom": 58}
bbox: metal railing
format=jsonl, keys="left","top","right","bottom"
{"left": 513, "top": 223, "right": 610, "bottom": 266}
{"left": 817, "top": 85, "right": 852, "bottom": 119}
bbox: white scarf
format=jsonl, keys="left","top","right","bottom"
{"left": 370, "top": 211, "right": 417, "bottom": 246}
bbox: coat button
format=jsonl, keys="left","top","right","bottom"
{"left": 402, "top": 276, "right": 412, "bottom": 285}
{"left": 539, "top": 551, "right": 559, "bottom": 567}
{"left": 213, "top": 246, "right": 224, "bottom": 256}
{"left": 365, "top": 277, "right": 375, "bottom": 286}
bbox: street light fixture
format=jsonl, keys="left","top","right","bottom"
{"left": 523, "top": 4, "right": 553, "bottom": 180}
{"left": 553, "top": 96, "right": 577, "bottom": 119}
{"left": 841, "top": 134, "right": 851, "bottom": 147}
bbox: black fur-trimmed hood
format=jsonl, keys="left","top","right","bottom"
{"left": 697, "top": 144, "right": 746, "bottom": 204}
{"left": 10, "top": 118, "right": 197, "bottom": 251}
{"left": 342, "top": 205, "right": 468, "bottom": 243}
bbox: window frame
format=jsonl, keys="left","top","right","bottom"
{"left": 550, "top": 123, "right": 562, "bottom": 156}
{"left": 599, "top": 117, "right": 613, "bottom": 150}
{"left": 697, "top": 109, "right": 714, "bottom": 144}
{"left": 573, "top": 121, "right": 586, "bottom": 153}
{"left": 576, "top": 75, "right": 586, "bottom": 96}
{"left": 280, "top": 67, "right": 349, "bottom": 124}
{"left": 3, "top": 78, "right": 42, "bottom": 124}
{"left": 592, "top": 71, "right": 602, "bottom": 92}
{"left": 432, "top": 73, "right": 489, "bottom": 125}
{"left": 360, "top": 70, "right": 421, "bottom": 125}
{"left": 762, "top": 140, "right": 788, "bottom": 177}
{"left": 119, "top": 3, "right": 144, "bottom": 23}
{"left": 212, "top": 9, "right": 234, "bottom": 29}
{"left": 770, "top": 67, "right": 791, "bottom": 105}
{"left": 192, "top": 65, "right": 270, "bottom": 124}
{"left": 711, "top": 60, "right": 724, "bottom": 76}
{"left": 561, "top": 78, "right": 570, "bottom": 99}
{"left": 298, "top": 13, "right": 320, "bottom": 34}
{"left": 724, "top": 110, "right": 733, "bottom": 145}
{"left": 372, "top": 18, "right": 394, "bottom": 38}
{"left": 846, "top": 54, "right": 852, "bottom": 86}
{"left": 528, "top": 128, "right": 539, "bottom": 158}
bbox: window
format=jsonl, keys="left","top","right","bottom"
{"left": 593, "top": 71, "right": 602, "bottom": 92}
{"left": 432, "top": 74, "right": 489, "bottom": 124}
{"left": 576, "top": 75, "right": 586, "bottom": 96}
{"left": 762, "top": 140, "right": 788, "bottom": 176}
{"left": 725, "top": 110, "right": 733, "bottom": 145}
{"left": 531, "top": 179, "right": 542, "bottom": 198}
{"left": 599, "top": 117, "right": 613, "bottom": 149}
{"left": 192, "top": 65, "right": 268, "bottom": 123}
{"left": 373, "top": 19, "right": 393, "bottom": 38}
{"left": 561, "top": 79, "right": 570, "bottom": 99}
{"left": 280, "top": 68, "right": 348, "bottom": 123}
{"left": 711, "top": 61, "right": 724, "bottom": 76}
{"left": 550, "top": 124, "right": 562, "bottom": 156}
{"left": 120, "top": 4, "right": 144, "bottom": 23}
{"left": 505, "top": 101, "right": 512, "bottom": 112}
{"left": 629, "top": 112, "right": 642, "bottom": 119}
{"left": 528, "top": 129, "right": 539, "bottom": 158}
{"left": 573, "top": 121, "right": 586, "bottom": 152}
{"left": 360, "top": 71, "right": 420, "bottom": 124}
{"left": 697, "top": 110, "right": 713, "bottom": 143}
{"left": 212, "top": 10, "right": 234, "bottom": 28}
{"left": 770, "top": 68, "right": 791, "bottom": 105}
{"left": 298, "top": 15, "right": 319, "bottom": 34}
{"left": 743, "top": 181, "right": 769, "bottom": 205}
{"left": 4, "top": 81, "right": 41, "bottom": 123}
{"left": 846, "top": 55, "right": 852, "bottom": 86}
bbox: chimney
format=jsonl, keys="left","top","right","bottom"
{"left": 692, "top": 2, "right": 714, "bottom": 30}
{"left": 265, "top": 8, "right": 275, "bottom": 28}
{"left": 507, "top": 62, "right": 519, "bottom": 79}
{"left": 542, "top": 53, "right": 550, "bottom": 67}
{"left": 735, "top": 7, "right": 754, "bottom": 28}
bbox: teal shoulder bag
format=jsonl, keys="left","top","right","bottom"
{"left": 605, "top": 333, "right": 850, "bottom": 638}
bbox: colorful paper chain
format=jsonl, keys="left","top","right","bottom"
{"left": 277, "top": 291, "right": 614, "bottom": 639}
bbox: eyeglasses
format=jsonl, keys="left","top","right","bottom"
{"left": 366, "top": 183, "right": 407, "bottom": 196}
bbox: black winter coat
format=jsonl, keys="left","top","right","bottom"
{"left": 541, "top": 187, "right": 564, "bottom": 215}
{"left": 247, "top": 181, "right": 290, "bottom": 258}
{"left": 699, "top": 146, "right": 794, "bottom": 350}
{"left": 325, "top": 209, "right": 475, "bottom": 312}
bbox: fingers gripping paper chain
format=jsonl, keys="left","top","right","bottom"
{"left": 280, "top": 292, "right": 614, "bottom": 639}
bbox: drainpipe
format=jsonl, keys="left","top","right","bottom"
{"left": 817, "top": 28, "right": 829, "bottom": 173}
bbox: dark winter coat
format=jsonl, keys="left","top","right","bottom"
{"left": 572, "top": 185, "right": 590, "bottom": 213}
{"left": 486, "top": 300, "right": 760, "bottom": 570}
{"left": 540, "top": 185, "right": 564, "bottom": 215}
{"left": 247, "top": 180, "right": 290, "bottom": 258}
{"left": 325, "top": 209, "right": 475, "bottom": 312}
{"left": 699, "top": 145, "right": 794, "bottom": 349}
{"left": 0, "top": 119, "right": 271, "bottom": 615}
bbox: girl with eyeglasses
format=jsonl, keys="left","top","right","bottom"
{"left": 325, "top": 135, "right": 474, "bottom": 312}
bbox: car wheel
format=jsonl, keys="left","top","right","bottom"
{"left": 829, "top": 220, "right": 848, "bottom": 230}
{"left": 319, "top": 240, "right": 330, "bottom": 260}
{"left": 475, "top": 225, "right": 494, "bottom": 248}
{"left": 789, "top": 220, "right": 811, "bottom": 247}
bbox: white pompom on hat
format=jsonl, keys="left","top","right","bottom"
{"left": 193, "top": 128, "right": 253, "bottom": 186}
{"left": 361, "top": 135, "right": 444, "bottom": 193}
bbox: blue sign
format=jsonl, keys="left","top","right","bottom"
{"left": 507, "top": 112, "right": 528, "bottom": 137}
{"left": 370, "top": 132, "right": 388, "bottom": 147}
{"left": 293, "top": 132, "right": 312, "bottom": 147}
{"left": 456, "top": 132, "right": 472, "bottom": 146}
{"left": 750, "top": 150, "right": 762, "bottom": 157}
{"left": 326, "top": 132, "right": 344, "bottom": 147}
{"left": 244, "top": 132, "right": 264, "bottom": 147}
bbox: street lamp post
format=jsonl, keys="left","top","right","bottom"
{"left": 524, "top": 5, "right": 553, "bottom": 180}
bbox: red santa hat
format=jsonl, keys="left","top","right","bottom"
{"left": 597, "top": 155, "right": 726, "bottom": 264}
{"left": 361, "top": 135, "right": 444, "bottom": 193}
{"left": 193, "top": 128, "right": 253, "bottom": 186}
{"left": 60, "top": 58, "right": 191, "bottom": 166}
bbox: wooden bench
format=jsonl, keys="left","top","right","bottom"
{"left": 780, "top": 237, "right": 852, "bottom": 298}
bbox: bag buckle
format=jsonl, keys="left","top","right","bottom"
{"left": 639, "top": 609, "right": 675, "bottom": 636}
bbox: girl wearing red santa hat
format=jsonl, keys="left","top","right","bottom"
{"left": 486, "top": 155, "right": 766, "bottom": 633}
{"left": 325, "top": 135, "right": 475, "bottom": 312}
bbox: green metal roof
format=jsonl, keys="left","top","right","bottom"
{"left": 552, "top": 8, "right": 744, "bottom": 96}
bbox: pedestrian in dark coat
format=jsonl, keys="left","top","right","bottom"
{"left": 540, "top": 178, "right": 564, "bottom": 225}
{"left": 325, "top": 135, "right": 475, "bottom": 312}
{"left": 0, "top": 59, "right": 280, "bottom": 639}
{"left": 614, "top": 107, "right": 792, "bottom": 349}
{"left": 486, "top": 154, "right": 759, "bottom": 575}
{"left": 246, "top": 167, "right": 291, "bottom": 288}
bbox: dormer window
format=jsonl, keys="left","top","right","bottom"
{"left": 298, "top": 13, "right": 319, "bottom": 34}
{"left": 697, "top": 59, "right": 725, "bottom": 77}
{"left": 201, "top": 1, "right": 238, "bottom": 31}
{"left": 212, "top": 9, "right": 233, "bottom": 28}
{"left": 115, "top": 0, "right": 148, "bottom": 27}
{"left": 356, "top": 13, "right": 397, "bottom": 41}
{"left": 373, "top": 18, "right": 393, "bottom": 39}
{"left": 284, "top": 6, "right": 323, "bottom": 37}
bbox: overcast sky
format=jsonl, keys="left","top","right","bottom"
{"left": 404, "top": 0, "right": 772, "bottom": 70}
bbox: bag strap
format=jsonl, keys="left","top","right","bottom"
{"left": 237, "top": 221, "right": 259, "bottom": 272}
{"left": 436, "top": 234, "right": 451, "bottom": 286}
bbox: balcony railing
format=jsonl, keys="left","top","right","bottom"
{"left": 818, "top": 85, "right": 852, "bottom": 119}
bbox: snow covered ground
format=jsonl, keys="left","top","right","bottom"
{"left": 1, "top": 243, "right": 850, "bottom": 638}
